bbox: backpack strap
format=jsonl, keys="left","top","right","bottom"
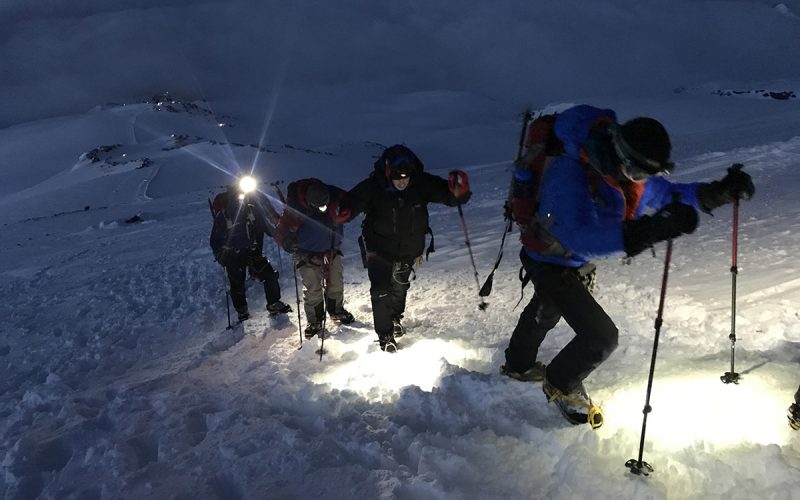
{"left": 514, "top": 265, "right": 533, "bottom": 309}
{"left": 425, "top": 226, "right": 435, "bottom": 261}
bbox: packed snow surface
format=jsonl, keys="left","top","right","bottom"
{"left": 2, "top": 1, "right": 800, "bottom": 499}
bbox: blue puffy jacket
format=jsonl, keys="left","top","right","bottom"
{"left": 528, "top": 105, "right": 703, "bottom": 268}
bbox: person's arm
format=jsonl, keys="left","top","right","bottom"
{"left": 340, "top": 177, "right": 374, "bottom": 218}
{"left": 639, "top": 176, "right": 703, "bottom": 214}
{"left": 273, "top": 183, "right": 303, "bottom": 251}
{"left": 327, "top": 186, "right": 353, "bottom": 224}
{"left": 695, "top": 164, "right": 755, "bottom": 213}
{"left": 422, "top": 171, "right": 471, "bottom": 206}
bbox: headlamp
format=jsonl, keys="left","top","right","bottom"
{"left": 238, "top": 175, "right": 258, "bottom": 194}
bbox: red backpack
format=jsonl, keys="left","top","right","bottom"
{"left": 210, "top": 191, "right": 228, "bottom": 219}
{"left": 508, "top": 113, "right": 565, "bottom": 254}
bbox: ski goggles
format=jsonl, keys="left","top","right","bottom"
{"left": 608, "top": 125, "right": 674, "bottom": 182}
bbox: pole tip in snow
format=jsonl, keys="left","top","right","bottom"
{"left": 720, "top": 372, "right": 741, "bottom": 384}
{"left": 625, "top": 459, "right": 654, "bottom": 476}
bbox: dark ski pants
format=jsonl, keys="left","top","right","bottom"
{"left": 224, "top": 252, "right": 281, "bottom": 313}
{"left": 296, "top": 251, "right": 344, "bottom": 324}
{"left": 505, "top": 250, "right": 618, "bottom": 395}
{"left": 367, "top": 254, "right": 414, "bottom": 337}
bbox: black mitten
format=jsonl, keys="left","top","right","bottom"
{"left": 696, "top": 164, "right": 754, "bottom": 213}
{"left": 281, "top": 232, "right": 298, "bottom": 254}
{"left": 623, "top": 202, "right": 699, "bottom": 257}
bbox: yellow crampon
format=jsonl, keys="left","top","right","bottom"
{"left": 545, "top": 386, "right": 604, "bottom": 429}
{"left": 586, "top": 405, "right": 604, "bottom": 429}
{"left": 789, "top": 403, "right": 800, "bottom": 430}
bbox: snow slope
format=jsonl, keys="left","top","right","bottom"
{"left": 2, "top": 1, "right": 800, "bottom": 499}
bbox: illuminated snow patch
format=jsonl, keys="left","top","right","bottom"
{"left": 313, "top": 337, "right": 480, "bottom": 401}
{"left": 601, "top": 372, "right": 791, "bottom": 449}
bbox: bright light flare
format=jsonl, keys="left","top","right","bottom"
{"left": 600, "top": 372, "right": 792, "bottom": 449}
{"left": 238, "top": 175, "right": 258, "bottom": 194}
{"left": 312, "top": 337, "right": 482, "bottom": 402}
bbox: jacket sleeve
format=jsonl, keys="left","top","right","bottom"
{"left": 341, "top": 177, "right": 374, "bottom": 217}
{"left": 638, "top": 176, "right": 703, "bottom": 216}
{"left": 421, "top": 172, "right": 462, "bottom": 206}
{"left": 326, "top": 186, "right": 350, "bottom": 223}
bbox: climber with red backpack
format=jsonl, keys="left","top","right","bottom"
{"left": 274, "top": 178, "right": 355, "bottom": 340}
{"left": 209, "top": 176, "right": 291, "bottom": 323}
{"left": 499, "top": 104, "right": 754, "bottom": 428}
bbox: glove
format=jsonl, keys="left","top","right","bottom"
{"left": 696, "top": 164, "right": 755, "bottom": 213}
{"left": 281, "top": 232, "right": 298, "bottom": 254}
{"left": 448, "top": 170, "right": 471, "bottom": 201}
{"left": 623, "top": 201, "right": 698, "bottom": 257}
{"left": 333, "top": 207, "right": 351, "bottom": 224}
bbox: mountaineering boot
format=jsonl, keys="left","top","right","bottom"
{"left": 542, "top": 376, "right": 604, "bottom": 429}
{"left": 378, "top": 332, "right": 398, "bottom": 353}
{"left": 788, "top": 402, "right": 800, "bottom": 430}
{"left": 329, "top": 309, "right": 355, "bottom": 324}
{"left": 392, "top": 316, "right": 406, "bottom": 338}
{"left": 500, "top": 361, "right": 546, "bottom": 382}
{"left": 267, "top": 300, "right": 292, "bottom": 316}
{"left": 236, "top": 308, "right": 250, "bottom": 322}
{"left": 304, "top": 322, "right": 323, "bottom": 340}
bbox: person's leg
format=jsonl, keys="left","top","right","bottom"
{"left": 250, "top": 254, "right": 281, "bottom": 305}
{"left": 325, "top": 253, "right": 354, "bottom": 323}
{"left": 504, "top": 292, "right": 561, "bottom": 373}
{"left": 367, "top": 255, "right": 396, "bottom": 345}
{"left": 226, "top": 257, "right": 249, "bottom": 317}
{"left": 504, "top": 253, "right": 562, "bottom": 374}
{"left": 324, "top": 252, "right": 345, "bottom": 312}
{"left": 541, "top": 268, "right": 618, "bottom": 395}
{"left": 251, "top": 254, "right": 290, "bottom": 315}
{"left": 389, "top": 261, "right": 413, "bottom": 320}
{"left": 297, "top": 255, "right": 324, "bottom": 325}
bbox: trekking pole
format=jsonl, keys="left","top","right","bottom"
{"left": 318, "top": 256, "right": 329, "bottom": 362}
{"left": 721, "top": 193, "right": 741, "bottom": 384}
{"left": 317, "top": 230, "right": 336, "bottom": 362}
{"left": 626, "top": 195, "right": 679, "bottom": 477}
{"left": 292, "top": 260, "right": 303, "bottom": 349}
{"left": 479, "top": 110, "right": 532, "bottom": 298}
{"left": 456, "top": 201, "right": 488, "bottom": 311}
